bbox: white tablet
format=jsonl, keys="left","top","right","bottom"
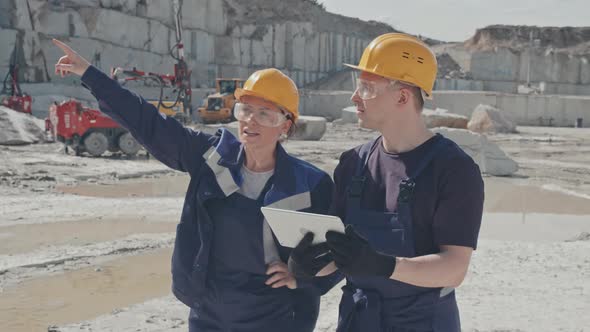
{"left": 261, "top": 207, "right": 345, "bottom": 248}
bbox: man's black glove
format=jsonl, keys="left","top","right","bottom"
{"left": 288, "top": 232, "right": 333, "bottom": 279}
{"left": 326, "top": 225, "right": 396, "bottom": 277}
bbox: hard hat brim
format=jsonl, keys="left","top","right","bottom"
{"left": 344, "top": 63, "right": 394, "bottom": 80}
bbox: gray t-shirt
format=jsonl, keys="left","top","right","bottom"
{"left": 237, "top": 165, "right": 281, "bottom": 264}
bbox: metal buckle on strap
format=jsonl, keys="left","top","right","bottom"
{"left": 397, "top": 179, "right": 416, "bottom": 203}
{"left": 352, "top": 288, "right": 368, "bottom": 309}
{"left": 348, "top": 176, "right": 366, "bottom": 197}
{"left": 440, "top": 287, "right": 455, "bottom": 298}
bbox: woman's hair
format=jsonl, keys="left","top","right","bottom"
{"left": 280, "top": 111, "right": 297, "bottom": 141}
{"left": 286, "top": 114, "right": 297, "bottom": 137}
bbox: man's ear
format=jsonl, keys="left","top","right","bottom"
{"left": 397, "top": 88, "right": 410, "bottom": 105}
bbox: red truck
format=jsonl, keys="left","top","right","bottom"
{"left": 45, "top": 99, "right": 140, "bottom": 157}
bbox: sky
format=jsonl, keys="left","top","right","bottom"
{"left": 319, "top": 0, "right": 587, "bottom": 42}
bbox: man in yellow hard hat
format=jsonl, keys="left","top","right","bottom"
{"left": 290, "top": 33, "right": 484, "bottom": 331}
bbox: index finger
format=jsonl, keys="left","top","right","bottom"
{"left": 266, "top": 262, "right": 288, "bottom": 275}
{"left": 295, "top": 232, "right": 314, "bottom": 250}
{"left": 325, "top": 230, "right": 348, "bottom": 243}
{"left": 52, "top": 39, "right": 76, "bottom": 56}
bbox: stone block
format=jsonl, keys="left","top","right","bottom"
{"left": 251, "top": 39, "right": 272, "bottom": 66}
{"left": 146, "top": 20, "right": 172, "bottom": 54}
{"left": 291, "top": 115, "right": 327, "bottom": 141}
{"left": 273, "top": 23, "right": 286, "bottom": 68}
{"left": 182, "top": 0, "right": 226, "bottom": 35}
{"left": 78, "top": 8, "right": 149, "bottom": 50}
{"left": 468, "top": 104, "right": 517, "bottom": 134}
{"left": 422, "top": 108, "right": 469, "bottom": 129}
{"left": 340, "top": 106, "right": 358, "bottom": 124}
{"left": 99, "top": 0, "right": 138, "bottom": 15}
{"left": 0, "top": 29, "right": 17, "bottom": 67}
{"left": 304, "top": 33, "right": 320, "bottom": 72}
{"left": 432, "top": 128, "right": 518, "bottom": 176}
{"left": 239, "top": 38, "right": 251, "bottom": 66}
{"left": 214, "top": 35, "right": 240, "bottom": 65}
{"left": 335, "top": 33, "right": 343, "bottom": 70}
{"left": 143, "top": 0, "right": 172, "bottom": 24}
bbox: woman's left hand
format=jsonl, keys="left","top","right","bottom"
{"left": 265, "top": 261, "right": 297, "bottom": 289}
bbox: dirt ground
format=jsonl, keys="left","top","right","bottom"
{"left": 1, "top": 124, "right": 589, "bottom": 332}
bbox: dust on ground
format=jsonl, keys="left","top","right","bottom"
{"left": 1, "top": 124, "right": 589, "bottom": 332}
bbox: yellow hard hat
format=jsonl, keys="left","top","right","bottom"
{"left": 344, "top": 33, "right": 437, "bottom": 99}
{"left": 235, "top": 68, "right": 300, "bottom": 122}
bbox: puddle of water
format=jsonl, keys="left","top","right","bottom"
{"left": 56, "top": 175, "right": 190, "bottom": 198}
{"left": 478, "top": 178, "right": 589, "bottom": 242}
{"left": 483, "top": 178, "right": 590, "bottom": 215}
{"left": 57, "top": 174, "right": 590, "bottom": 214}
{"left": 0, "top": 248, "right": 173, "bottom": 332}
{"left": 0, "top": 218, "right": 175, "bottom": 255}
{"left": 56, "top": 170, "right": 590, "bottom": 216}
{"left": 480, "top": 212, "right": 590, "bottom": 242}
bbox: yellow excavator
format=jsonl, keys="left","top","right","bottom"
{"left": 197, "top": 78, "right": 244, "bottom": 123}
{"left": 146, "top": 100, "right": 185, "bottom": 118}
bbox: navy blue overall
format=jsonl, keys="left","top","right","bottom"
{"left": 79, "top": 65, "right": 336, "bottom": 332}
{"left": 337, "top": 135, "right": 461, "bottom": 332}
{"left": 188, "top": 182, "right": 296, "bottom": 331}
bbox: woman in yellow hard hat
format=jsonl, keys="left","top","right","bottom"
{"left": 290, "top": 33, "right": 484, "bottom": 332}
{"left": 53, "top": 39, "right": 336, "bottom": 332}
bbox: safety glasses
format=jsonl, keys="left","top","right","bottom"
{"left": 233, "top": 103, "right": 289, "bottom": 127}
{"left": 354, "top": 77, "right": 403, "bottom": 100}
{"left": 353, "top": 71, "right": 426, "bottom": 100}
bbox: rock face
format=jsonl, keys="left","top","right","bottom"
{"left": 0, "top": 106, "right": 46, "bottom": 145}
{"left": 436, "top": 53, "right": 471, "bottom": 79}
{"left": 465, "top": 25, "right": 590, "bottom": 54}
{"left": 455, "top": 25, "right": 590, "bottom": 85}
{"left": 0, "top": 0, "right": 398, "bottom": 90}
{"left": 468, "top": 104, "right": 517, "bottom": 134}
{"left": 433, "top": 25, "right": 590, "bottom": 96}
{"left": 432, "top": 127, "right": 519, "bottom": 176}
{"left": 422, "top": 108, "right": 468, "bottom": 129}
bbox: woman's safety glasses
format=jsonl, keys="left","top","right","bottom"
{"left": 233, "top": 103, "right": 289, "bottom": 127}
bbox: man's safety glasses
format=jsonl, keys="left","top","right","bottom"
{"left": 353, "top": 70, "right": 426, "bottom": 100}
{"left": 354, "top": 78, "right": 399, "bottom": 100}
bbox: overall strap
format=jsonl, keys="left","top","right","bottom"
{"left": 398, "top": 135, "right": 450, "bottom": 204}
{"left": 347, "top": 137, "right": 381, "bottom": 207}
